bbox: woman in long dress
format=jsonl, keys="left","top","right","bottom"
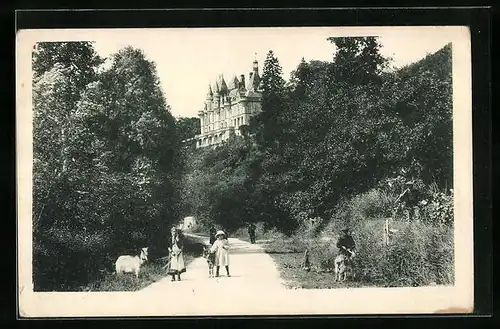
{"left": 168, "top": 227, "right": 186, "bottom": 281}
{"left": 210, "top": 230, "right": 230, "bottom": 277}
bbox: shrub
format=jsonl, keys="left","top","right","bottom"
{"left": 423, "top": 223, "right": 454, "bottom": 284}
{"left": 265, "top": 231, "right": 307, "bottom": 253}
{"left": 351, "top": 219, "right": 389, "bottom": 284}
{"left": 419, "top": 187, "right": 454, "bottom": 225}
{"left": 350, "top": 188, "right": 395, "bottom": 222}
{"left": 304, "top": 239, "right": 337, "bottom": 271}
{"left": 384, "top": 222, "right": 430, "bottom": 286}
{"left": 350, "top": 219, "right": 454, "bottom": 287}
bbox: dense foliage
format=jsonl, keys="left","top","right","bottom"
{"left": 181, "top": 39, "right": 454, "bottom": 285}
{"left": 185, "top": 40, "right": 453, "bottom": 233}
{"left": 31, "top": 38, "right": 454, "bottom": 290}
{"left": 32, "top": 43, "right": 183, "bottom": 290}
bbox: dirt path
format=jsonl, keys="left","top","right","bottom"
{"left": 140, "top": 237, "right": 286, "bottom": 294}
{"left": 20, "top": 235, "right": 455, "bottom": 316}
{"left": 135, "top": 236, "right": 305, "bottom": 315}
{"left": 128, "top": 235, "right": 453, "bottom": 316}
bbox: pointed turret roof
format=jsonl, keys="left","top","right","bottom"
{"left": 206, "top": 84, "right": 213, "bottom": 99}
{"left": 247, "top": 70, "right": 260, "bottom": 91}
{"left": 228, "top": 75, "right": 240, "bottom": 90}
{"left": 218, "top": 74, "right": 228, "bottom": 94}
{"left": 213, "top": 81, "right": 220, "bottom": 96}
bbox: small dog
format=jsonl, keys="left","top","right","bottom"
{"left": 202, "top": 245, "right": 216, "bottom": 278}
{"left": 334, "top": 254, "right": 347, "bottom": 282}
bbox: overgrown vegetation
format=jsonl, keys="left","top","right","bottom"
{"left": 32, "top": 38, "right": 454, "bottom": 291}
{"left": 32, "top": 43, "right": 188, "bottom": 291}
{"left": 180, "top": 39, "right": 454, "bottom": 287}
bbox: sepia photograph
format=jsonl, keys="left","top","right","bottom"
{"left": 16, "top": 26, "right": 473, "bottom": 317}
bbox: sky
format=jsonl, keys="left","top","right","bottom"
{"left": 87, "top": 27, "right": 456, "bottom": 118}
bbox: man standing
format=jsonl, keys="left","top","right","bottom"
{"left": 248, "top": 223, "right": 256, "bottom": 244}
{"left": 336, "top": 227, "right": 356, "bottom": 261}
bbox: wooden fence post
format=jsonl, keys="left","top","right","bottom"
{"left": 384, "top": 218, "right": 390, "bottom": 246}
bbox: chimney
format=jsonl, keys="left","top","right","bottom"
{"left": 240, "top": 74, "right": 245, "bottom": 88}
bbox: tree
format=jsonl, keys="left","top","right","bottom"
{"left": 327, "top": 37, "right": 386, "bottom": 86}
{"left": 384, "top": 44, "right": 453, "bottom": 187}
{"left": 179, "top": 40, "right": 453, "bottom": 240}
{"left": 175, "top": 117, "right": 201, "bottom": 141}
{"left": 261, "top": 38, "right": 391, "bottom": 222}
{"left": 253, "top": 50, "right": 287, "bottom": 148}
{"left": 32, "top": 45, "right": 182, "bottom": 290}
{"left": 76, "top": 46, "right": 182, "bottom": 256}
{"left": 32, "top": 42, "right": 106, "bottom": 290}
{"left": 33, "top": 42, "right": 103, "bottom": 79}
{"left": 33, "top": 42, "right": 104, "bottom": 107}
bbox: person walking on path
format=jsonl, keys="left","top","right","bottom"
{"left": 209, "top": 225, "right": 217, "bottom": 245}
{"left": 167, "top": 227, "right": 186, "bottom": 281}
{"left": 248, "top": 223, "right": 256, "bottom": 244}
{"left": 336, "top": 227, "right": 356, "bottom": 263}
{"left": 210, "top": 230, "right": 230, "bottom": 277}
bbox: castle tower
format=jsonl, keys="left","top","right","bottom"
{"left": 195, "top": 58, "right": 262, "bottom": 149}
{"left": 219, "top": 74, "right": 228, "bottom": 95}
{"left": 206, "top": 84, "right": 213, "bottom": 100}
{"left": 253, "top": 58, "right": 259, "bottom": 72}
{"left": 213, "top": 81, "right": 221, "bottom": 109}
{"left": 229, "top": 75, "right": 240, "bottom": 90}
{"left": 239, "top": 74, "right": 246, "bottom": 89}
{"left": 205, "top": 84, "right": 213, "bottom": 110}
{"left": 247, "top": 59, "right": 260, "bottom": 91}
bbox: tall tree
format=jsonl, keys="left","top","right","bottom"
{"left": 32, "top": 45, "right": 182, "bottom": 290}
{"left": 385, "top": 43, "right": 453, "bottom": 187}
{"left": 328, "top": 37, "right": 386, "bottom": 86}
{"left": 32, "top": 42, "right": 106, "bottom": 290}
{"left": 253, "top": 50, "right": 287, "bottom": 149}
{"left": 32, "top": 42, "right": 103, "bottom": 244}
{"left": 76, "top": 46, "right": 182, "bottom": 256}
{"left": 33, "top": 42, "right": 104, "bottom": 106}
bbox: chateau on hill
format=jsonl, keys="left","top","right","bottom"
{"left": 195, "top": 59, "right": 262, "bottom": 148}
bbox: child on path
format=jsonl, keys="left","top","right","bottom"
{"left": 210, "top": 230, "right": 230, "bottom": 277}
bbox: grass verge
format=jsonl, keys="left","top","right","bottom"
{"left": 266, "top": 252, "right": 363, "bottom": 289}
{"left": 83, "top": 253, "right": 196, "bottom": 291}
{"left": 261, "top": 218, "right": 453, "bottom": 289}
{"left": 81, "top": 236, "right": 203, "bottom": 292}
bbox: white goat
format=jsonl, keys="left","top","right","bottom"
{"left": 115, "top": 247, "right": 148, "bottom": 278}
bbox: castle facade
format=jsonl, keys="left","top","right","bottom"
{"left": 195, "top": 59, "right": 262, "bottom": 148}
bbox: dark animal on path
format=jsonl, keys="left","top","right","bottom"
{"left": 202, "top": 245, "right": 216, "bottom": 278}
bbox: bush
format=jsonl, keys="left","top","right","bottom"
{"left": 351, "top": 219, "right": 454, "bottom": 287}
{"left": 264, "top": 228, "right": 307, "bottom": 253}
{"left": 351, "top": 219, "right": 388, "bottom": 284}
{"left": 384, "top": 222, "right": 430, "bottom": 286}
{"left": 304, "top": 239, "right": 337, "bottom": 271}
{"left": 419, "top": 186, "right": 454, "bottom": 225}
{"left": 350, "top": 188, "right": 395, "bottom": 222}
